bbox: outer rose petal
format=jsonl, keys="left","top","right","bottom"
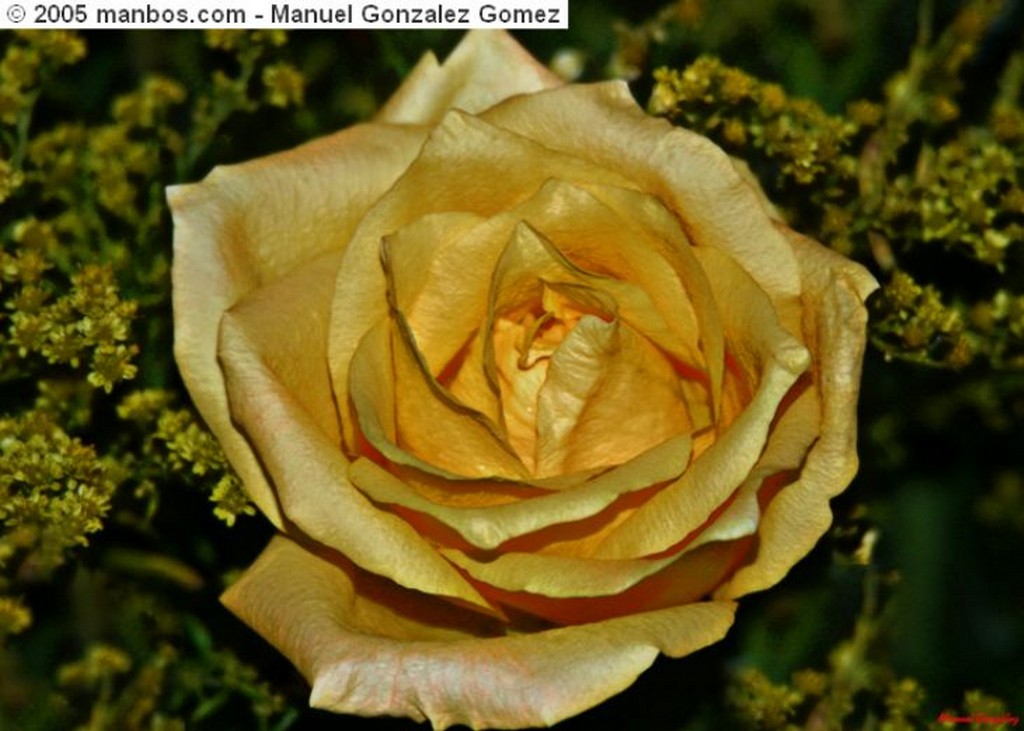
{"left": 216, "top": 256, "right": 494, "bottom": 613}
{"left": 717, "top": 231, "right": 877, "bottom": 598}
{"left": 377, "top": 29, "right": 562, "bottom": 125}
{"left": 170, "top": 123, "right": 427, "bottom": 525}
{"left": 223, "top": 534, "right": 737, "bottom": 730}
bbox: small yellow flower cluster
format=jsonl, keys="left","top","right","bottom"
{"left": 935, "top": 691, "right": 1016, "bottom": 731}
{"left": 204, "top": 29, "right": 286, "bottom": 52}
{"left": 181, "top": 31, "right": 304, "bottom": 175}
{"left": 2, "top": 245, "right": 138, "bottom": 391}
{"left": 726, "top": 570, "right": 1004, "bottom": 731}
{"left": 0, "top": 595, "right": 31, "bottom": 643}
{"left": 872, "top": 271, "right": 973, "bottom": 370}
{"left": 57, "top": 644, "right": 132, "bottom": 688}
{"left": 653, "top": 0, "right": 1024, "bottom": 372}
{"left": 883, "top": 1, "right": 1005, "bottom": 136}
{"left": 727, "top": 667, "right": 806, "bottom": 729}
{"left": 0, "top": 32, "right": 84, "bottom": 130}
{"left": 26, "top": 81, "right": 185, "bottom": 226}
{"left": 117, "top": 390, "right": 255, "bottom": 526}
{"left": 880, "top": 131, "right": 1023, "bottom": 269}
{"left": 0, "top": 158, "right": 23, "bottom": 203}
{"left": 262, "top": 62, "right": 306, "bottom": 108}
{"left": 0, "top": 409, "right": 119, "bottom": 641}
{"left": 1, "top": 38, "right": 313, "bottom": 655}
{"left": 651, "top": 56, "right": 874, "bottom": 187}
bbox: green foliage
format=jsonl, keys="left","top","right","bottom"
{"left": 650, "top": 0, "right": 1024, "bottom": 371}
{"left": 0, "top": 28, "right": 294, "bottom": 730}
{"left": 0, "top": 405, "right": 119, "bottom": 643}
{"left": 116, "top": 389, "right": 254, "bottom": 527}
{"left": 3, "top": 586, "right": 297, "bottom": 731}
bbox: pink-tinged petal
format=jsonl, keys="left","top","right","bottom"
{"left": 217, "top": 302, "right": 493, "bottom": 613}
{"left": 170, "top": 122, "right": 427, "bottom": 525}
{"left": 348, "top": 434, "right": 690, "bottom": 551}
{"left": 223, "top": 534, "right": 736, "bottom": 730}
{"left": 480, "top": 82, "right": 803, "bottom": 302}
{"left": 377, "top": 30, "right": 562, "bottom": 126}
{"left": 717, "top": 233, "right": 877, "bottom": 598}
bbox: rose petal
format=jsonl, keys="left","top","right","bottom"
{"left": 220, "top": 250, "right": 342, "bottom": 444}
{"left": 223, "top": 533, "right": 737, "bottom": 730}
{"left": 218, "top": 292, "right": 494, "bottom": 612}
{"left": 444, "top": 539, "right": 751, "bottom": 626}
{"left": 483, "top": 220, "right": 703, "bottom": 470}
{"left": 686, "top": 379, "right": 822, "bottom": 556}
{"left": 394, "top": 309, "right": 529, "bottom": 478}
{"left": 481, "top": 81, "right": 804, "bottom": 302}
{"left": 171, "top": 122, "right": 426, "bottom": 525}
{"left": 593, "top": 248, "right": 810, "bottom": 559}
{"left": 536, "top": 312, "right": 692, "bottom": 475}
{"left": 382, "top": 211, "right": 491, "bottom": 375}
{"left": 716, "top": 231, "right": 877, "bottom": 598}
{"left": 348, "top": 317, "right": 528, "bottom": 479}
{"left": 440, "top": 537, "right": 745, "bottom": 602}
{"left": 581, "top": 182, "right": 726, "bottom": 421}
{"left": 328, "top": 109, "right": 638, "bottom": 454}
{"left": 348, "top": 433, "right": 691, "bottom": 551}
{"left": 504, "top": 186, "right": 713, "bottom": 430}
{"left": 515, "top": 180, "right": 706, "bottom": 375}
{"left": 377, "top": 30, "right": 562, "bottom": 126}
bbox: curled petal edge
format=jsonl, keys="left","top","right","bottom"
{"left": 223, "top": 534, "right": 737, "bottom": 730}
{"left": 377, "top": 29, "right": 563, "bottom": 125}
{"left": 717, "top": 232, "right": 877, "bottom": 599}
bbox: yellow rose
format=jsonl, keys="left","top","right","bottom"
{"left": 171, "top": 31, "right": 877, "bottom": 730}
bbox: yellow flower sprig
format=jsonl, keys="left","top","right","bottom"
{"left": 116, "top": 390, "right": 255, "bottom": 527}
{"left": 652, "top": 0, "right": 1024, "bottom": 371}
{"left": 1, "top": 236, "right": 138, "bottom": 390}
{"left": 0, "top": 31, "right": 85, "bottom": 171}
{"left": 180, "top": 31, "right": 304, "bottom": 178}
{"left": 48, "top": 638, "right": 290, "bottom": 731}
{"left": 651, "top": 56, "right": 873, "bottom": 189}
{"left": 0, "top": 408, "right": 120, "bottom": 643}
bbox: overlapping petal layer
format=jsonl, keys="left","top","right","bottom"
{"left": 171, "top": 122, "right": 429, "bottom": 524}
{"left": 172, "top": 29, "right": 877, "bottom": 731}
{"left": 223, "top": 534, "right": 737, "bottom": 729}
